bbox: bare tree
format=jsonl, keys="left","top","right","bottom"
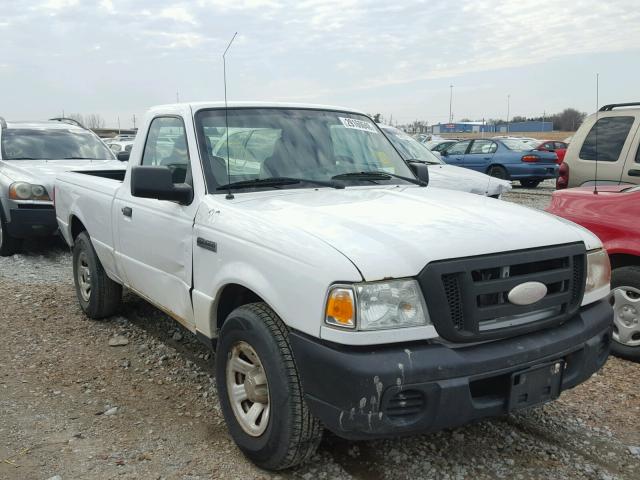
{"left": 85, "top": 114, "right": 105, "bottom": 129}
{"left": 67, "top": 113, "right": 85, "bottom": 125}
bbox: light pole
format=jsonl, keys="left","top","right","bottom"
{"left": 449, "top": 84, "right": 454, "bottom": 123}
{"left": 506, "top": 94, "right": 511, "bottom": 133}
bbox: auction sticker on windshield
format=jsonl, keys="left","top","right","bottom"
{"left": 339, "top": 117, "right": 378, "bottom": 133}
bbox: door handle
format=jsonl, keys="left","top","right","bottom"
{"left": 122, "top": 206, "right": 132, "bottom": 217}
{"left": 483, "top": 157, "right": 491, "bottom": 160}
{"left": 628, "top": 169, "right": 640, "bottom": 177}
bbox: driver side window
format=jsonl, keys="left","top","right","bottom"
{"left": 142, "top": 117, "right": 190, "bottom": 183}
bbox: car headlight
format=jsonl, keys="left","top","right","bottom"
{"left": 9, "top": 182, "right": 51, "bottom": 201}
{"left": 325, "top": 279, "right": 430, "bottom": 331}
{"left": 585, "top": 248, "right": 611, "bottom": 295}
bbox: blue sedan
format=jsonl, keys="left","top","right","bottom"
{"left": 441, "top": 138, "right": 558, "bottom": 188}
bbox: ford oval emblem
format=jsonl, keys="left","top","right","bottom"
{"left": 507, "top": 281, "right": 548, "bottom": 306}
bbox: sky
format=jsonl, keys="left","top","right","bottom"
{"left": 0, "top": 0, "right": 639, "bottom": 128}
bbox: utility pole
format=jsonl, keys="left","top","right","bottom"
{"left": 117, "top": 116, "right": 121, "bottom": 135}
{"left": 176, "top": 90, "right": 180, "bottom": 103}
{"left": 542, "top": 110, "right": 546, "bottom": 132}
{"left": 506, "top": 94, "right": 511, "bottom": 133}
{"left": 449, "top": 84, "right": 454, "bottom": 123}
{"left": 132, "top": 114, "right": 136, "bottom": 129}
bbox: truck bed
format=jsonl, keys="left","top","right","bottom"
{"left": 55, "top": 170, "right": 124, "bottom": 283}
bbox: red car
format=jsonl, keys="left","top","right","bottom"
{"left": 547, "top": 185, "right": 640, "bottom": 361}
{"left": 535, "top": 140, "right": 567, "bottom": 164}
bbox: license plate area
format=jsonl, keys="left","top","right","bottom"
{"left": 508, "top": 360, "right": 564, "bottom": 411}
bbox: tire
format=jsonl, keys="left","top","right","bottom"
{"left": 610, "top": 266, "right": 640, "bottom": 362}
{"left": 0, "top": 207, "right": 22, "bottom": 257}
{"left": 216, "top": 303, "right": 322, "bottom": 470}
{"left": 73, "top": 231, "right": 122, "bottom": 319}
{"left": 487, "top": 165, "right": 508, "bottom": 180}
{"left": 520, "top": 180, "right": 541, "bottom": 188}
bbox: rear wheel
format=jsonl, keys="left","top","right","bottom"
{"left": 73, "top": 231, "right": 122, "bottom": 319}
{"left": 520, "top": 179, "right": 541, "bottom": 188}
{"left": 0, "top": 208, "right": 22, "bottom": 257}
{"left": 487, "top": 165, "right": 508, "bottom": 180}
{"left": 611, "top": 267, "right": 640, "bottom": 362}
{"left": 216, "top": 303, "right": 322, "bottom": 470}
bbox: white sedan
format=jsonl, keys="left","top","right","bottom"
{"left": 380, "top": 125, "right": 512, "bottom": 198}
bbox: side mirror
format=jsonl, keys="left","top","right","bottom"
{"left": 408, "top": 161, "right": 429, "bottom": 185}
{"left": 117, "top": 151, "right": 130, "bottom": 161}
{"left": 440, "top": 149, "right": 448, "bottom": 156}
{"left": 131, "top": 165, "right": 193, "bottom": 204}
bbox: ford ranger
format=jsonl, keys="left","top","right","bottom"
{"left": 54, "top": 102, "right": 613, "bottom": 470}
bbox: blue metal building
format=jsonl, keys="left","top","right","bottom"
{"left": 494, "top": 121, "right": 553, "bottom": 133}
{"left": 431, "top": 122, "right": 493, "bottom": 134}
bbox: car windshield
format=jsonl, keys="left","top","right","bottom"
{"left": 195, "top": 108, "right": 416, "bottom": 192}
{"left": 382, "top": 127, "right": 443, "bottom": 164}
{"left": 1, "top": 128, "right": 115, "bottom": 160}
{"left": 500, "top": 138, "right": 532, "bottom": 151}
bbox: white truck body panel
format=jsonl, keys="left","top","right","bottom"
{"left": 55, "top": 101, "right": 607, "bottom": 346}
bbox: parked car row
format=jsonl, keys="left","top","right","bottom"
{"left": 2, "top": 101, "right": 638, "bottom": 472}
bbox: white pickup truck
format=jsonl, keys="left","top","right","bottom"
{"left": 55, "top": 102, "right": 613, "bottom": 470}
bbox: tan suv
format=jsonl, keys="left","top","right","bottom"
{"left": 558, "top": 102, "right": 640, "bottom": 189}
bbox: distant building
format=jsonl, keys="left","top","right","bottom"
{"left": 431, "top": 122, "right": 493, "bottom": 134}
{"left": 494, "top": 121, "right": 553, "bottom": 133}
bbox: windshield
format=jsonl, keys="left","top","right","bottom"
{"left": 382, "top": 127, "right": 443, "bottom": 164}
{"left": 500, "top": 138, "right": 533, "bottom": 151}
{"left": 195, "top": 108, "right": 416, "bottom": 192}
{"left": 1, "top": 128, "right": 115, "bottom": 160}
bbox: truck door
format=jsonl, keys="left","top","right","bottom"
{"left": 114, "top": 115, "right": 197, "bottom": 328}
{"left": 443, "top": 140, "right": 470, "bottom": 166}
{"left": 464, "top": 139, "right": 497, "bottom": 172}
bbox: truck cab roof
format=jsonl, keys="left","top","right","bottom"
{"left": 149, "top": 101, "right": 367, "bottom": 116}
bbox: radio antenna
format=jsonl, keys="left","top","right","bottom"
{"left": 223, "top": 32, "right": 238, "bottom": 200}
{"left": 594, "top": 73, "right": 599, "bottom": 195}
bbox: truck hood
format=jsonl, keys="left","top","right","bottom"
{"left": 0, "top": 159, "right": 125, "bottom": 195}
{"left": 428, "top": 164, "right": 512, "bottom": 196}
{"left": 226, "top": 186, "right": 601, "bottom": 280}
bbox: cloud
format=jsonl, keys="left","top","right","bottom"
{"left": 40, "top": 0, "right": 78, "bottom": 9}
{"left": 159, "top": 5, "right": 197, "bottom": 24}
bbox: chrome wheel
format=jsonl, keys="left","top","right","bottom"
{"left": 76, "top": 251, "right": 92, "bottom": 302}
{"left": 226, "top": 341, "right": 270, "bottom": 437}
{"left": 613, "top": 285, "right": 640, "bottom": 347}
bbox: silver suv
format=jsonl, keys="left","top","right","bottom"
{"left": 0, "top": 118, "right": 120, "bottom": 255}
{"left": 559, "top": 102, "right": 640, "bottom": 189}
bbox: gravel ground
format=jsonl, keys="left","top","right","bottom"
{"left": 1, "top": 183, "right": 639, "bottom": 480}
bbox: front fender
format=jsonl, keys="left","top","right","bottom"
{"left": 192, "top": 212, "right": 363, "bottom": 339}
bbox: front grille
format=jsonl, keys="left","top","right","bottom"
{"left": 384, "top": 390, "right": 425, "bottom": 419}
{"left": 419, "top": 243, "right": 586, "bottom": 342}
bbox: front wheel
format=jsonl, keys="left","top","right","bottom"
{"left": 216, "top": 303, "right": 322, "bottom": 470}
{"left": 0, "top": 209, "right": 22, "bottom": 257}
{"left": 611, "top": 267, "right": 640, "bottom": 362}
{"left": 73, "top": 231, "right": 122, "bottom": 319}
{"left": 520, "top": 179, "right": 541, "bottom": 188}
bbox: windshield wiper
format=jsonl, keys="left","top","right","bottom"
{"left": 63, "top": 156, "right": 99, "bottom": 160}
{"left": 217, "top": 176, "right": 345, "bottom": 191}
{"left": 332, "top": 171, "right": 426, "bottom": 186}
{"left": 6, "top": 157, "right": 40, "bottom": 160}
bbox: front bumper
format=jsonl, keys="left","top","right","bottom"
{"left": 289, "top": 299, "right": 612, "bottom": 440}
{"left": 5, "top": 205, "right": 57, "bottom": 238}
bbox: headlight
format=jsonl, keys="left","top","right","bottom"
{"left": 325, "top": 279, "right": 430, "bottom": 331}
{"left": 585, "top": 248, "right": 611, "bottom": 295}
{"left": 8, "top": 182, "right": 50, "bottom": 201}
